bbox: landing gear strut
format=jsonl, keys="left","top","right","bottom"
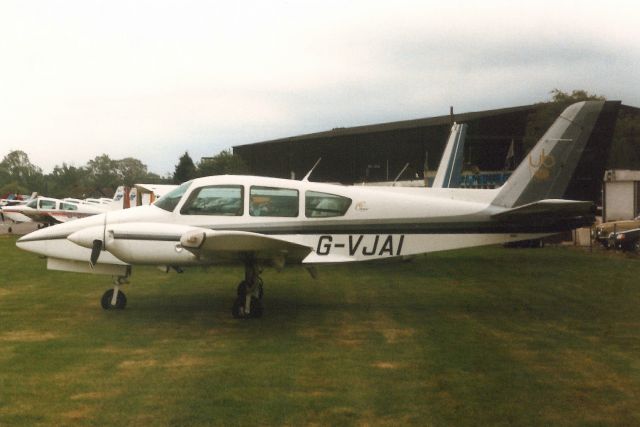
{"left": 101, "top": 275, "right": 129, "bottom": 310}
{"left": 232, "top": 259, "right": 264, "bottom": 318}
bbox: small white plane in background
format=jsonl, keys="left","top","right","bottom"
{"left": 1, "top": 193, "right": 37, "bottom": 223}
{"left": 2, "top": 196, "right": 109, "bottom": 225}
{"left": 2, "top": 185, "right": 176, "bottom": 226}
{"left": 2, "top": 187, "right": 128, "bottom": 225}
{"left": 17, "top": 101, "right": 606, "bottom": 318}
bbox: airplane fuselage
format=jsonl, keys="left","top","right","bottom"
{"left": 17, "top": 175, "right": 587, "bottom": 275}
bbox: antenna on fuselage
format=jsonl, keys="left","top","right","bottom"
{"left": 302, "top": 158, "right": 322, "bottom": 182}
{"left": 392, "top": 163, "right": 410, "bottom": 187}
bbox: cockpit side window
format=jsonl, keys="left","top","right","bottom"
{"left": 154, "top": 181, "right": 192, "bottom": 212}
{"left": 249, "top": 186, "right": 299, "bottom": 217}
{"left": 39, "top": 199, "right": 56, "bottom": 210}
{"left": 305, "top": 191, "right": 352, "bottom": 217}
{"left": 181, "top": 185, "right": 244, "bottom": 216}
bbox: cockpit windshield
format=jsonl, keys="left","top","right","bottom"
{"left": 154, "top": 181, "right": 192, "bottom": 212}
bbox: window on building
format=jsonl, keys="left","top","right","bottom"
{"left": 250, "top": 186, "right": 299, "bottom": 217}
{"left": 181, "top": 185, "right": 244, "bottom": 216}
{"left": 305, "top": 191, "right": 352, "bottom": 217}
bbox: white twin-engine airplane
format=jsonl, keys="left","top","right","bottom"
{"left": 17, "top": 101, "right": 605, "bottom": 318}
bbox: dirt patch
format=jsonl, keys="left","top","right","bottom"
{"left": 381, "top": 328, "right": 415, "bottom": 344}
{"left": 290, "top": 389, "right": 332, "bottom": 399}
{"left": 97, "top": 346, "right": 151, "bottom": 356}
{"left": 164, "top": 354, "right": 208, "bottom": 368}
{"left": 62, "top": 406, "right": 93, "bottom": 421}
{"left": 118, "top": 359, "right": 158, "bottom": 369}
{"left": 0, "top": 330, "right": 59, "bottom": 342}
{"left": 0, "top": 288, "right": 13, "bottom": 297}
{"left": 70, "top": 391, "right": 121, "bottom": 401}
{"left": 372, "top": 361, "right": 401, "bottom": 369}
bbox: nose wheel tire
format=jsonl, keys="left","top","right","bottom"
{"left": 101, "top": 289, "right": 127, "bottom": 310}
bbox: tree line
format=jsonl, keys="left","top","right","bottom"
{"left": 523, "top": 89, "right": 640, "bottom": 169}
{"left": 0, "top": 149, "right": 247, "bottom": 199}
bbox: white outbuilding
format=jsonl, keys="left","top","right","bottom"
{"left": 603, "top": 169, "right": 640, "bottom": 221}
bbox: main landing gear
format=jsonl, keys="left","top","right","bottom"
{"left": 232, "top": 259, "right": 264, "bottom": 319}
{"left": 101, "top": 275, "right": 129, "bottom": 310}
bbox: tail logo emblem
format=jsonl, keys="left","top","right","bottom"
{"left": 528, "top": 149, "right": 556, "bottom": 181}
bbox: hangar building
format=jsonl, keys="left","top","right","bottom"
{"left": 234, "top": 101, "right": 635, "bottom": 204}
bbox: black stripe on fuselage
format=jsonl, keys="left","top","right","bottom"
{"left": 17, "top": 216, "right": 592, "bottom": 244}
{"left": 112, "top": 233, "right": 181, "bottom": 242}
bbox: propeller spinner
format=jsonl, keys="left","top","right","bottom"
{"left": 67, "top": 213, "right": 108, "bottom": 268}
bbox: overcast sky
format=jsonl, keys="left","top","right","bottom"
{"left": 1, "top": 0, "right": 638, "bottom": 176}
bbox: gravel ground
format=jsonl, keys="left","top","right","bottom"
{"left": 0, "top": 220, "right": 40, "bottom": 235}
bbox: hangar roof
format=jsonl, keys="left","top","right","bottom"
{"left": 235, "top": 104, "right": 536, "bottom": 148}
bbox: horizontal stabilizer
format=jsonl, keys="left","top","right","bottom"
{"left": 491, "top": 199, "right": 593, "bottom": 222}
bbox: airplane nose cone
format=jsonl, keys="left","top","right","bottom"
{"left": 16, "top": 226, "right": 55, "bottom": 255}
{"left": 67, "top": 226, "right": 105, "bottom": 249}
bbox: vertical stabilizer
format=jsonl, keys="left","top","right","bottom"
{"left": 492, "top": 101, "right": 605, "bottom": 208}
{"left": 432, "top": 123, "right": 467, "bottom": 188}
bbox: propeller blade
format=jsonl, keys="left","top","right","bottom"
{"left": 90, "top": 239, "right": 103, "bottom": 268}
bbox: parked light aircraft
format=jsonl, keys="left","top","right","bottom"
{"left": 2, "top": 188, "right": 128, "bottom": 225}
{"left": 17, "top": 101, "right": 606, "bottom": 318}
{"left": 1, "top": 194, "right": 36, "bottom": 223}
{"left": 1, "top": 185, "right": 174, "bottom": 226}
{"left": 2, "top": 196, "right": 110, "bottom": 225}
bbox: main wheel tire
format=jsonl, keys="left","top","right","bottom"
{"left": 250, "top": 297, "right": 263, "bottom": 318}
{"left": 231, "top": 295, "right": 263, "bottom": 319}
{"left": 101, "top": 289, "right": 127, "bottom": 310}
{"left": 231, "top": 296, "right": 244, "bottom": 318}
{"left": 236, "top": 280, "right": 264, "bottom": 299}
{"left": 236, "top": 281, "right": 247, "bottom": 296}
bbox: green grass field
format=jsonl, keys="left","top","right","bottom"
{"left": 1, "top": 235, "right": 640, "bottom": 426}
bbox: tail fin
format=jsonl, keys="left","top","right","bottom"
{"left": 491, "top": 101, "right": 605, "bottom": 208}
{"left": 432, "top": 122, "right": 467, "bottom": 188}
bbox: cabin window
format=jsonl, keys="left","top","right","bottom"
{"left": 181, "top": 185, "right": 244, "bottom": 216}
{"left": 61, "top": 202, "right": 78, "bottom": 211}
{"left": 155, "top": 180, "right": 192, "bottom": 212}
{"left": 249, "top": 186, "right": 299, "bottom": 217}
{"left": 305, "top": 191, "right": 352, "bottom": 217}
{"left": 39, "top": 199, "right": 56, "bottom": 210}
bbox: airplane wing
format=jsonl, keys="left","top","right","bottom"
{"left": 491, "top": 199, "right": 593, "bottom": 222}
{"left": 180, "top": 229, "right": 313, "bottom": 265}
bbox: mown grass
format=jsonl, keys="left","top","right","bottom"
{"left": 1, "top": 235, "right": 640, "bottom": 426}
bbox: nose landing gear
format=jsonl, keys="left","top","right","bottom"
{"left": 101, "top": 275, "right": 129, "bottom": 310}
